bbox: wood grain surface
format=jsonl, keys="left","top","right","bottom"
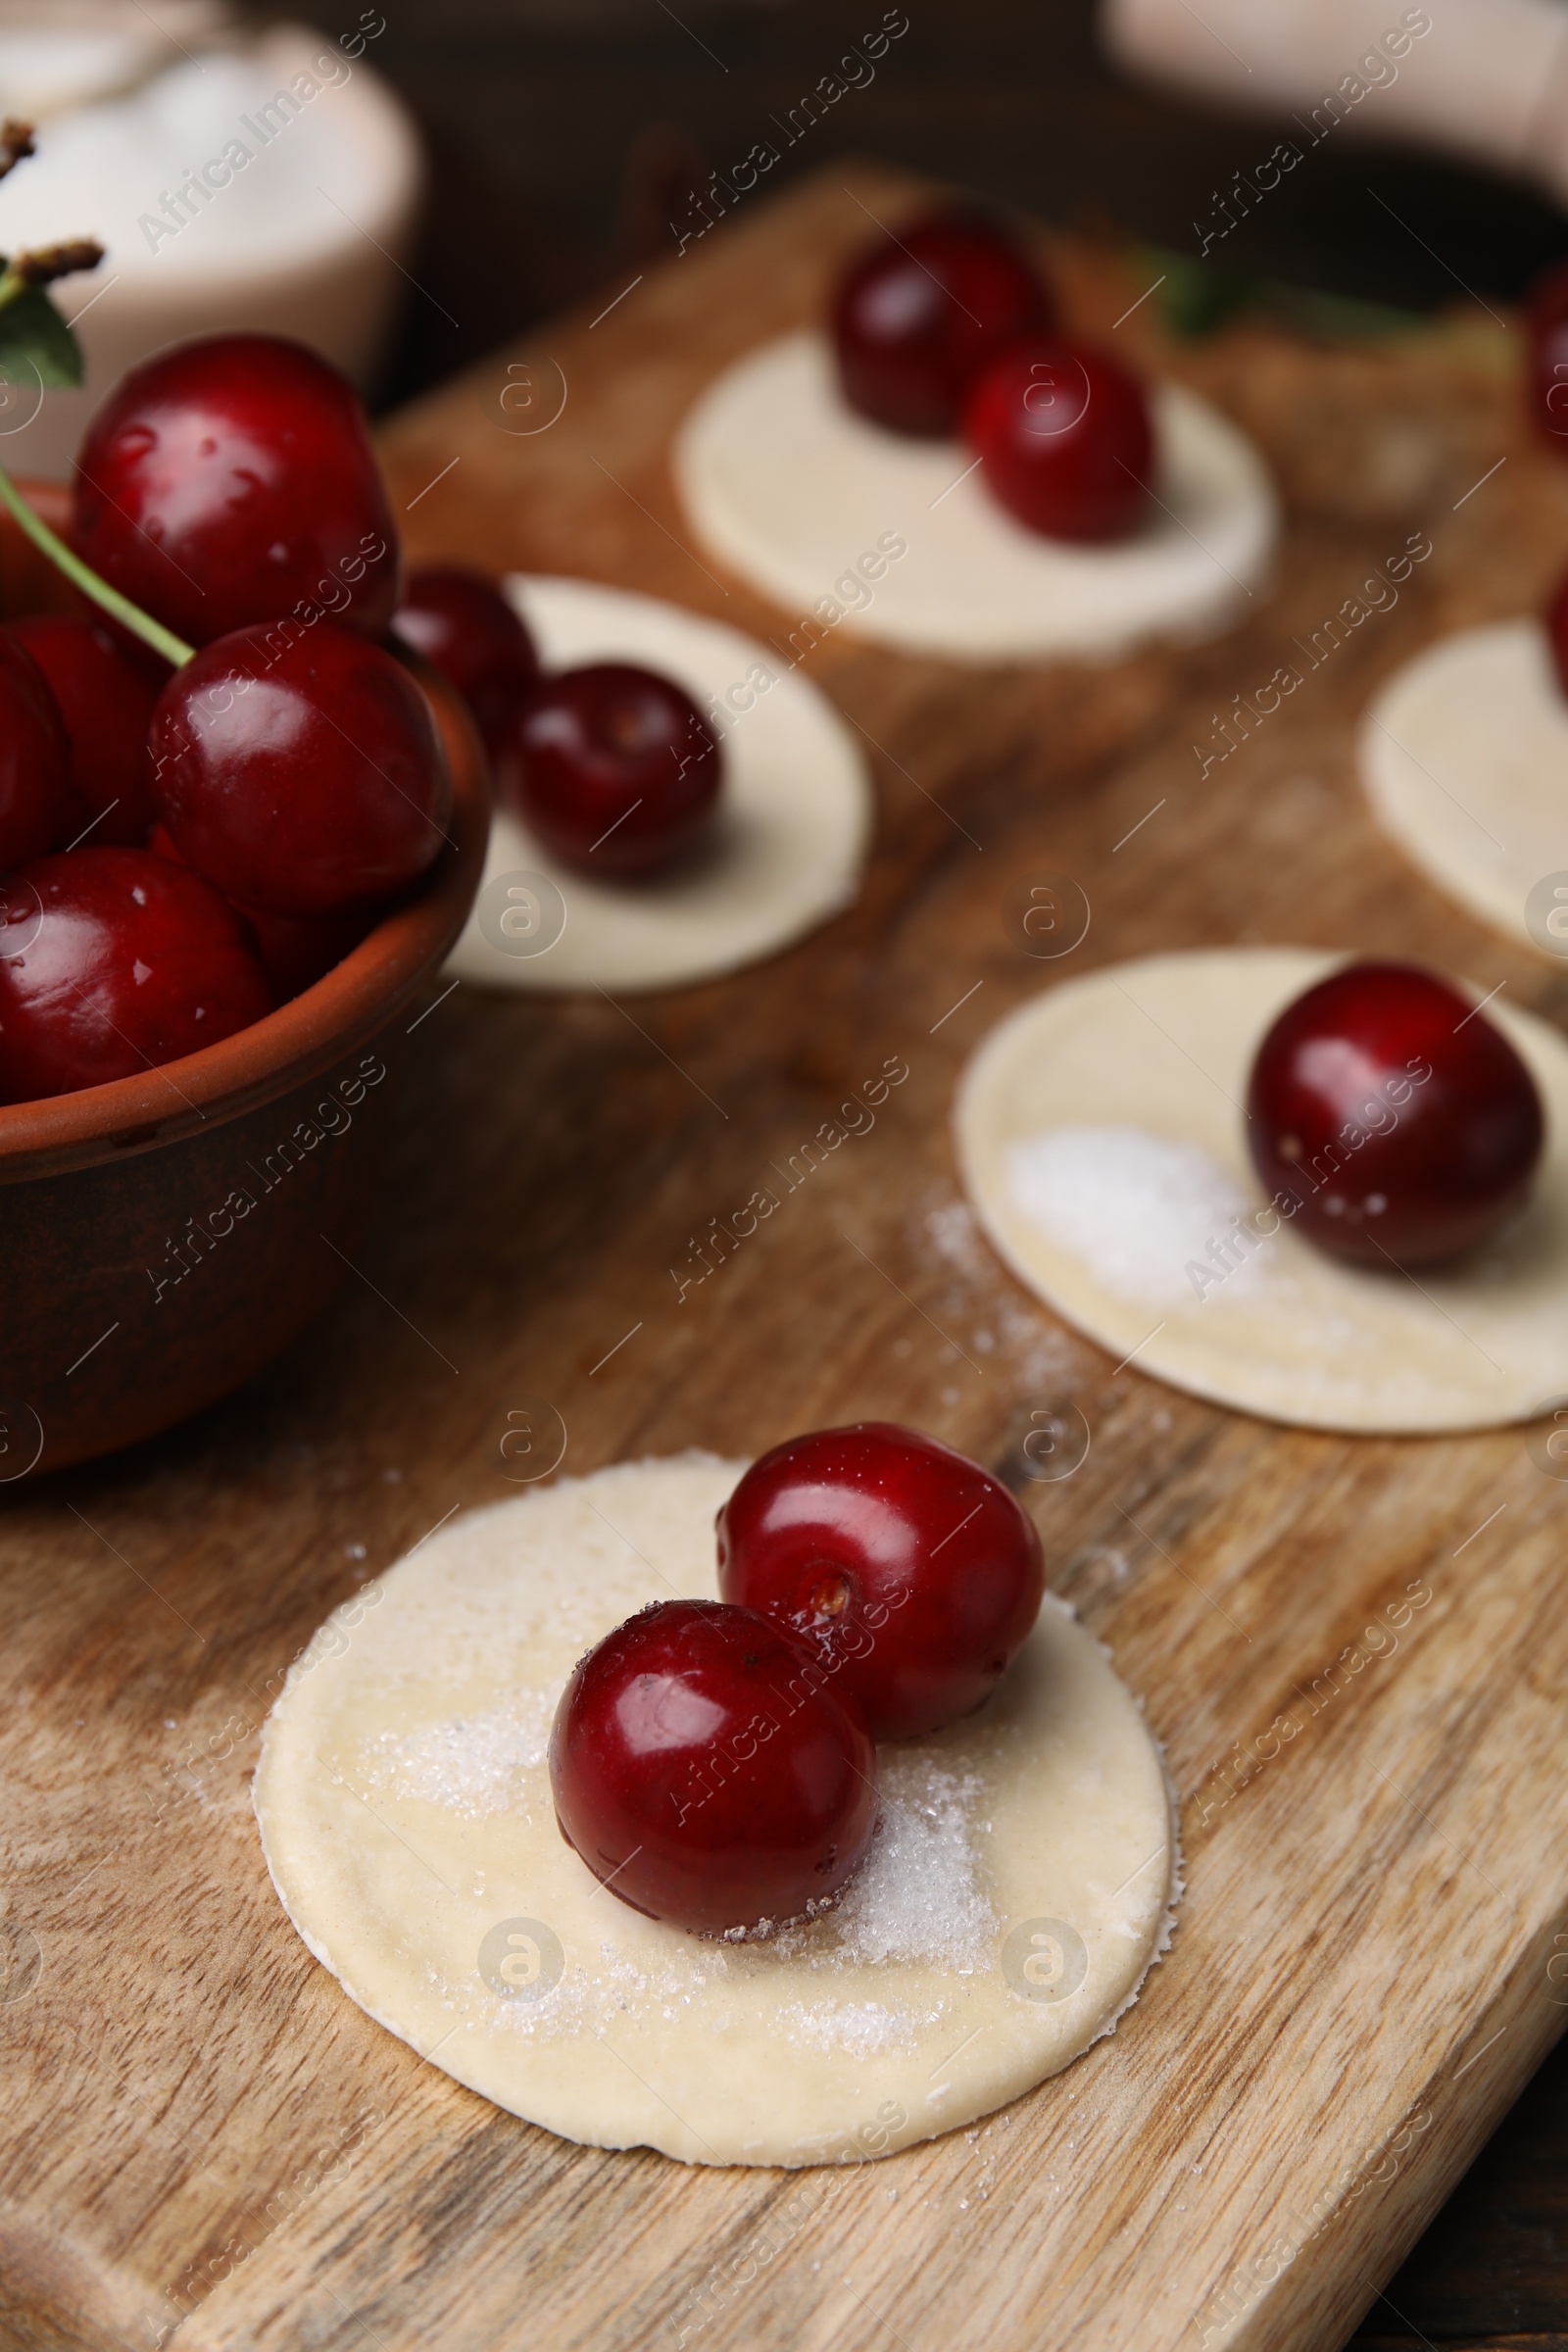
{"left": 7, "top": 160, "right": 1568, "bottom": 2352}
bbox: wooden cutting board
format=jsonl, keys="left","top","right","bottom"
{"left": 7, "top": 159, "right": 1568, "bottom": 2352}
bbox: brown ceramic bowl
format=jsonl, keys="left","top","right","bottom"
{"left": 0, "top": 486, "right": 489, "bottom": 1480}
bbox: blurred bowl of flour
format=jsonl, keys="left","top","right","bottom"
{"left": 0, "top": 1, "right": 422, "bottom": 474}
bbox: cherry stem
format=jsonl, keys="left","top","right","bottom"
{"left": 0, "top": 463, "right": 194, "bottom": 667}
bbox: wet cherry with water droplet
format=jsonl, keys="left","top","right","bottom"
{"left": 0, "top": 847, "right": 270, "bottom": 1103}
{"left": 72, "top": 334, "right": 399, "bottom": 649}
{"left": 1247, "top": 960, "right": 1544, "bottom": 1267}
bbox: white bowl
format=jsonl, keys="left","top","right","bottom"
{"left": 0, "top": 14, "right": 423, "bottom": 475}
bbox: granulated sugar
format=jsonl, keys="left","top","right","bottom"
{"left": 773, "top": 1998, "right": 936, "bottom": 2057}
{"left": 830, "top": 1757, "right": 995, "bottom": 1973}
{"left": 1006, "top": 1125, "right": 1269, "bottom": 1306}
{"left": 357, "top": 1690, "right": 554, "bottom": 1820}
{"left": 467, "top": 1742, "right": 996, "bottom": 2049}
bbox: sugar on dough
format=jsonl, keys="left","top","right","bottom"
{"left": 444, "top": 575, "right": 873, "bottom": 996}
{"left": 955, "top": 948, "right": 1568, "bottom": 1434}
{"left": 671, "top": 329, "right": 1278, "bottom": 663}
{"left": 1360, "top": 620, "right": 1568, "bottom": 955}
{"left": 254, "top": 1455, "right": 1177, "bottom": 2169}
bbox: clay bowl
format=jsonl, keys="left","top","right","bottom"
{"left": 0, "top": 486, "right": 490, "bottom": 1480}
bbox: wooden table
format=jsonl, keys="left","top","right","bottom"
{"left": 8, "top": 158, "right": 1568, "bottom": 2352}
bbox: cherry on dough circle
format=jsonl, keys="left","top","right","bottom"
{"left": 672, "top": 330, "right": 1278, "bottom": 663}
{"left": 445, "top": 575, "right": 873, "bottom": 995}
{"left": 955, "top": 947, "right": 1568, "bottom": 1434}
{"left": 254, "top": 1455, "right": 1177, "bottom": 2168}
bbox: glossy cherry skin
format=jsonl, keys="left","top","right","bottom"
{"left": 0, "top": 848, "right": 270, "bottom": 1103}
{"left": 1247, "top": 961, "right": 1544, "bottom": 1269}
{"left": 0, "top": 633, "right": 74, "bottom": 868}
{"left": 8, "top": 615, "right": 162, "bottom": 845}
{"left": 549, "top": 1598, "right": 877, "bottom": 1937}
{"left": 963, "top": 338, "right": 1154, "bottom": 541}
{"left": 73, "top": 334, "right": 399, "bottom": 649}
{"left": 149, "top": 621, "right": 452, "bottom": 916}
{"left": 832, "top": 208, "right": 1054, "bottom": 437}
{"left": 716, "top": 1423, "right": 1046, "bottom": 1742}
{"left": 1526, "top": 262, "right": 1568, "bottom": 450}
{"left": 498, "top": 662, "right": 722, "bottom": 879}
{"left": 393, "top": 567, "right": 539, "bottom": 753}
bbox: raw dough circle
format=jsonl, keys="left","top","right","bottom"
{"left": 955, "top": 948, "right": 1568, "bottom": 1434}
{"left": 445, "top": 576, "right": 873, "bottom": 995}
{"left": 671, "top": 330, "right": 1278, "bottom": 663}
{"left": 254, "top": 1455, "right": 1176, "bottom": 2169}
{"left": 1360, "top": 620, "right": 1568, "bottom": 955}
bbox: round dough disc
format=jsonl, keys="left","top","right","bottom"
{"left": 671, "top": 330, "right": 1278, "bottom": 663}
{"left": 1360, "top": 619, "right": 1568, "bottom": 953}
{"left": 445, "top": 576, "right": 873, "bottom": 995}
{"left": 955, "top": 948, "right": 1568, "bottom": 1434}
{"left": 254, "top": 1455, "right": 1176, "bottom": 2169}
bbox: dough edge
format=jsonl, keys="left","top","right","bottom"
{"left": 1360, "top": 619, "right": 1568, "bottom": 956}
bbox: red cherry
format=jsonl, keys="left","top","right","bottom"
{"left": 1526, "top": 262, "right": 1568, "bottom": 450}
{"left": 716, "top": 1423, "right": 1045, "bottom": 1743}
{"left": 8, "top": 615, "right": 162, "bottom": 845}
{"left": 963, "top": 339, "right": 1154, "bottom": 542}
{"left": 497, "top": 662, "right": 721, "bottom": 879}
{"left": 149, "top": 621, "right": 452, "bottom": 916}
{"left": 72, "top": 334, "right": 399, "bottom": 650}
{"left": 0, "top": 848, "right": 270, "bottom": 1103}
{"left": 1247, "top": 961, "right": 1544, "bottom": 1268}
{"left": 393, "top": 566, "right": 539, "bottom": 753}
{"left": 832, "top": 208, "right": 1054, "bottom": 437}
{"left": 0, "top": 632, "right": 74, "bottom": 866}
{"left": 548, "top": 1598, "right": 877, "bottom": 1937}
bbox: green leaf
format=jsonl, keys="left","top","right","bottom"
{"left": 0, "top": 285, "right": 82, "bottom": 389}
{"left": 1140, "top": 247, "right": 1262, "bottom": 339}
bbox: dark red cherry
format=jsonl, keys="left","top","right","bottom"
{"left": 497, "top": 662, "right": 721, "bottom": 879}
{"left": 832, "top": 208, "right": 1054, "bottom": 437}
{"left": 0, "top": 848, "right": 270, "bottom": 1103}
{"left": 230, "top": 898, "right": 377, "bottom": 1002}
{"left": 8, "top": 615, "right": 162, "bottom": 845}
{"left": 149, "top": 620, "right": 452, "bottom": 916}
{"left": 1526, "top": 262, "right": 1568, "bottom": 450}
{"left": 0, "top": 632, "right": 74, "bottom": 866}
{"left": 1247, "top": 961, "right": 1544, "bottom": 1268}
{"left": 963, "top": 338, "right": 1154, "bottom": 541}
{"left": 548, "top": 1598, "right": 877, "bottom": 1937}
{"left": 716, "top": 1422, "right": 1046, "bottom": 1742}
{"left": 72, "top": 334, "right": 399, "bottom": 650}
{"left": 392, "top": 566, "right": 539, "bottom": 753}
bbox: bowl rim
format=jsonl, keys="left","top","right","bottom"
{"left": 0, "top": 654, "right": 490, "bottom": 1184}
